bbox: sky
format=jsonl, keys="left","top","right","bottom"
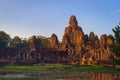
{"left": 0, "top": 0, "right": 120, "bottom": 41}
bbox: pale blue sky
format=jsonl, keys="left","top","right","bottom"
{"left": 0, "top": 0, "right": 120, "bottom": 40}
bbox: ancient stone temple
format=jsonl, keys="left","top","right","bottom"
{"left": 49, "top": 33, "right": 59, "bottom": 48}
{"left": 29, "top": 36, "right": 42, "bottom": 52}
{"left": 61, "top": 15, "right": 85, "bottom": 64}
{"left": 60, "top": 15, "right": 114, "bottom": 65}
{"left": 0, "top": 15, "right": 115, "bottom": 65}
{"left": 61, "top": 15, "right": 85, "bottom": 52}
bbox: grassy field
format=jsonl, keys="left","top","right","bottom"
{"left": 0, "top": 63, "right": 119, "bottom": 72}
{"left": 0, "top": 64, "right": 120, "bottom": 80}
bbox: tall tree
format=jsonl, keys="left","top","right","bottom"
{"left": 9, "top": 36, "right": 22, "bottom": 48}
{"left": 21, "top": 38, "right": 29, "bottom": 51}
{"left": 0, "top": 31, "right": 10, "bottom": 48}
{"left": 9, "top": 36, "right": 29, "bottom": 51}
{"left": 112, "top": 23, "right": 120, "bottom": 57}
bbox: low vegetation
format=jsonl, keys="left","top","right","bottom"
{"left": 0, "top": 63, "right": 119, "bottom": 72}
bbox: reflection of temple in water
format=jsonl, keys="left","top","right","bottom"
{"left": 60, "top": 72, "right": 120, "bottom": 80}
{"left": 89, "top": 72, "right": 120, "bottom": 80}
{"left": 0, "top": 71, "right": 119, "bottom": 80}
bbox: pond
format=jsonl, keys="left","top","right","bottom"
{"left": 0, "top": 71, "right": 120, "bottom": 80}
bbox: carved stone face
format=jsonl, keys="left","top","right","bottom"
{"left": 49, "top": 33, "right": 59, "bottom": 48}
{"left": 69, "top": 15, "right": 78, "bottom": 26}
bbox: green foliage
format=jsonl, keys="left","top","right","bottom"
{"left": 0, "top": 64, "right": 118, "bottom": 72}
{"left": 0, "top": 40, "right": 6, "bottom": 48}
{"left": 21, "top": 39, "right": 29, "bottom": 50}
{"left": 9, "top": 36, "right": 22, "bottom": 48}
{"left": 113, "top": 46, "right": 120, "bottom": 57}
{"left": 112, "top": 25, "right": 120, "bottom": 43}
{"left": 0, "top": 31, "right": 10, "bottom": 48}
{"left": 112, "top": 23, "right": 120, "bottom": 57}
{"left": 9, "top": 36, "right": 29, "bottom": 50}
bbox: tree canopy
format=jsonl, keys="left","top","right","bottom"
{"left": 0, "top": 31, "right": 10, "bottom": 48}
{"left": 112, "top": 23, "right": 120, "bottom": 57}
{"left": 9, "top": 36, "right": 29, "bottom": 50}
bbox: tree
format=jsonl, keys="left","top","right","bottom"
{"left": 0, "top": 40, "right": 6, "bottom": 48}
{"left": 9, "top": 36, "right": 22, "bottom": 48}
{"left": 9, "top": 36, "right": 29, "bottom": 51}
{"left": 0, "top": 31, "right": 10, "bottom": 48}
{"left": 21, "top": 38, "right": 29, "bottom": 51}
{"left": 112, "top": 23, "right": 120, "bottom": 57}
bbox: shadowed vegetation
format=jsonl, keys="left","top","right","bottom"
{"left": 0, "top": 63, "right": 119, "bottom": 72}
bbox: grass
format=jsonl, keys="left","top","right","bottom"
{"left": 0, "top": 64, "right": 119, "bottom": 80}
{"left": 0, "top": 63, "right": 68, "bottom": 71}
{"left": 71, "top": 65, "right": 119, "bottom": 72}
{"left": 0, "top": 63, "right": 119, "bottom": 72}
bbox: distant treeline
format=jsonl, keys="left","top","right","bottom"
{"left": 0, "top": 31, "right": 50, "bottom": 50}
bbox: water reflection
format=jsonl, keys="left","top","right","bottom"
{"left": 0, "top": 71, "right": 26, "bottom": 78}
{"left": 89, "top": 72, "right": 120, "bottom": 80}
{"left": 0, "top": 71, "right": 119, "bottom": 80}
{"left": 57, "top": 72, "right": 120, "bottom": 80}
